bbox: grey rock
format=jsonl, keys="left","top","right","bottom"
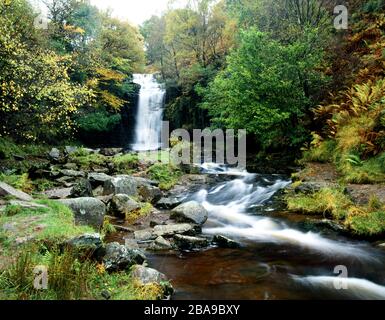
{"left": 138, "top": 185, "right": 162, "bottom": 204}
{"left": 8, "top": 201, "right": 48, "bottom": 209}
{"left": 212, "top": 235, "right": 241, "bottom": 249}
{"left": 64, "top": 146, "right": 78, "bottom": 155}
{"left": 124, "top": 239, "right": 140, "bottom": 250}
{"left": 171, "top": 201, "right": 208, "bottom": 225}
{"left": 48, "top": 148, "right": 60, "bottom": 161}
{"left": 293, "top": 181, "right": 338, "bottom": 194}
{"left": 174, "top": 234, "right": 209, "bottom": 250}
{"left": 109, "top": 194, "right": 140, "bottom": 218}
{"left": 134, "top": 229, "right": 156, "bottom": 241}
{"left": 155, "top": 197, "right": 182, "bottom": 210}
{"left": 70, "top": 179, "right": 93, "bottom": 198}
{"left": 59, "top": 197, "right": 106, "bottom": 229}
{"left": 60, "top": 169, "right": 85, "bottom": 178}
{"left": 153, "top": 223, "right": 199, "bottom": 238}
{"left": 103, "top": 175, "right": 138, "bottom": 196}
{"left": 93, "top": 186, "right": 104, "bottom": 197}
{"left": 131, "top": 265, "right": 173, "bottom": 297}
{"left": 103, "top": 242, "right": 146, "bottom": 272}
{"left": 88, "top": 172, "right": 112, "bottom": 187}
{"left": 63, "top": 163, "right": 78, "bottom": 170}
{"left": 149, "top": 236, "right": 173, "bottom": 251}
{"left": 100, "top": 148, "right": 123, "bottom": 156}
{"left": 44, "top": 188, "right": 73, "bottom": 199}
{"left": 0, "top": 182, "right": 33, "bottom": 201}
{"left": 67, "top": 233, "right": 103, "bottom": 254}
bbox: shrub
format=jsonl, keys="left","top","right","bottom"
{"left": 147, "top": 164, "right": 182, "bottom": 191}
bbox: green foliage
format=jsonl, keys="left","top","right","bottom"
{"left": 0, "top": 173, "right": 33, "bottom": 193}
{"left": 147, "top": 164, "right": 182, "bottom": 191}
{"left": 202, "top": 27, "right": 328, "bottom": 150}
{"left": 76, "top": 110, "right": 121, "bottom": 133}
{"left": 113, "top": 153, "right": 139, "bottom": 173}
{"left": 68, "top": 150, "right": 107, "bottom": 169}
{"left": 362, "top": 0, "right": 385, "bottom": 13}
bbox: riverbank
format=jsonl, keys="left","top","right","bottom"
{"left": 285, "top": 162, "right": 385, "bottom": 240}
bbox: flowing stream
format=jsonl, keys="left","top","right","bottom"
{"left": 132, "top": 74, "right": 165, "bottom": 151}
{"left": 148, "top": 164, "right": 385, "bottom": 300}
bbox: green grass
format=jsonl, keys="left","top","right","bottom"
{"left": 147, "top": 163, "right": 182, "bottom": 191}
{"left": 68, "top": 149, "right": 107, "bottom": 169}
{"left": 302, "top": 139, "right": 337, "bottom": 163}
{"left": 287, "top": 187, "right": 352, "bottom": 219}
{"left": 0, "top": 245, "right": 167, "bottom": 300}
{"left": 0, "top": 200, "right": 93, "bottom": 249}
{"left": 125, "top": 202, "right": 153, "bottom": 224}
{"left": 287, "top": 188, "right": 385, "bottom": 237}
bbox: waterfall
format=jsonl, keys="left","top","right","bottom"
{"left": 132, "top": 74, "right": 165, "bottom": 151}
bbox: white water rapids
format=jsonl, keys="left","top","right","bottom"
{"left": 184, "top": 163, "right": 385, "bottom": 299}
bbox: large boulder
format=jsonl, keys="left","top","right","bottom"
{"left": 66, "top": 233, "right": 103, "bottom": 257}
{"left": 59, "top": 197, "right": 106, "bottom": 229}
{"left": 174, "top": 234, "right": 209, "bottom": 251}
{"left": 0, "top": 182, "right": 33, "bottom": 201}
{"left": 88, "top": 172, "right": 112, "bottom": 188}
{"left": 131, "top": 265, "right": 173, "bottom": 298}
{"left": 138, "top": 185, "right": 162, "bottom": 204}
{"left": 43, "top": 188, "right": 73, "bottom": 199}
{"left": 103, "top": 175, "right": 138, "bottom": 196}
{"left": 153, "top": 223, "right": 200, "bottom": 238}
{"left": 109, "top": 194, "right": 140, "bottom": 218}
{"left": 103, "top": 242, "right": 146, "bottom": 272}
{"left": 171, "top": 201, "right": 208, "bottom": 225}
{"left": 70, "top": 179, "right": 93, "bottom": 198}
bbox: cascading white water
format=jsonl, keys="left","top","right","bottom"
{"left": 195, "top": 164, "right": 377, "bottom": 259}
{"left": 132, "top": 74, "right": 165, "bottom": 151}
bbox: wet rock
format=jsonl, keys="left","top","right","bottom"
{"left": 103, "top": 175, "right": 138, "bottom": 196}
{"left": 59, "top": 197, "right": 106, "bottom": 229}
{"left": 155, "top": 197, "right": 182, "bottom": 210}
{"left": 138, "top": 185, "right": 162, "bottom": 204}
{"left": 88, "top": 172, "right": 112, "bottom": 187}
{"left": 66, "top": 233, "right": 103, "bottom": 256}
{"left": 110, "top": 194, "right": 140, "bottom": 218}
{"left": 153, "top": 223, "right": 200, "bottom": 238}
{"left": 100, "top": 148, "right": 123, "bottom": 156}
{"left": 48, "top": 148, "right": 60, "bottom": 161}
{"left": 93, "top": 186, "right": 104, "bottom": 197}
{"left": 103, "top": 242, "right": 146, "bottom": 272}
{"left": 149, "top": 236, "right": 173, "bottom": 251}
{"left": 0, "top": 182, "right": 33, "bottom": 201}
{"left": 134, "top": 229, "right": 156, "bottom": 241}
{"left": 60, "top": 169, "right": 85, "bottom": 178}
{"left": 174, "top": 234, "right": 209, "bottom": 250}
{"left": 70, "top": 179, "right": 93, "bottom": 198}
{"left": 171, "top": 201, "right": 208, "bottom": 225}
{"left": 212, "top": 235, "right": 241, "bottom": 249}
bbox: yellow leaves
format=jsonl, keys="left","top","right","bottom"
{"left": 64, "top": 24, "right": 85, "bottom": 35}
{"left": 99, "top": 90, "right": 126, "bottom": 111}
{"left": 95, "top": 68, "right": 125, "bottom": 82}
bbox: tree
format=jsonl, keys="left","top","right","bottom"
{"left": 202, "top": 28, "right": 329, "bottom": 151}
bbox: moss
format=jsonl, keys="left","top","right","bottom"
{"left": 68, "top": 150, "right": 107, "bottom": 169}
{"left": 287, "top": 187, "right": 352, "bottom": 219}
{"left": 0, "top": 137, "right": 49, "bottom": 160}
{"left": 126, "top": 202, "right": 153, "bottom": 224}
{"left": 113, "top": 153, "right": 139, "bottom": 173}
{"left": 147, "top": 163, "right": 182, "bottom": 191}
{"left": 346, "top": 209, "right": 385, "bottom": 237}
{"left": 302, "top": 139, "right": 337, "bottom": 163}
